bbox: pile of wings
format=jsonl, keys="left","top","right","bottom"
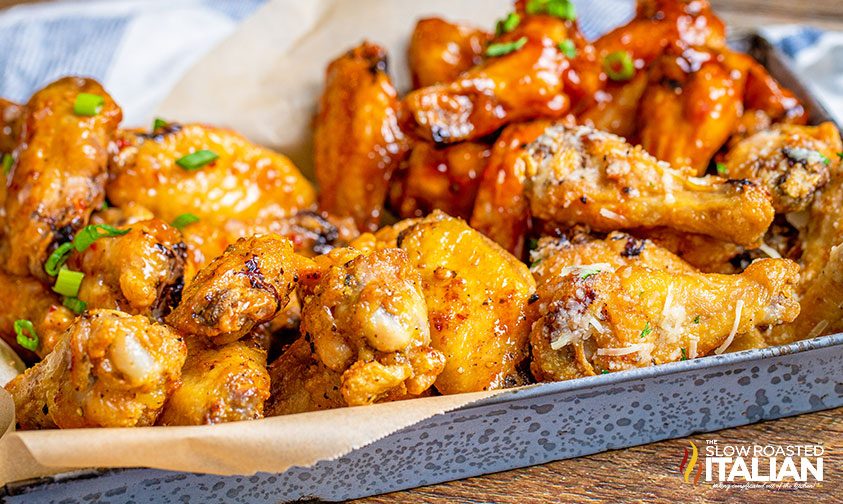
{"left": 2, "top": 0, "right": 841, "bottom": 430}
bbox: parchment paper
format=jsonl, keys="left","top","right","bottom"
{"left": 0, "top": 2, "right": 518, "bottom": 483}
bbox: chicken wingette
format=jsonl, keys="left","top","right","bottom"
{"left": 4, "top": 77, "right": 121, "bottom": 280}
{"left": 314, "top": 42, "right": 410, "bottom": 232}
{"left": 6, "top": 310, "right": 186, "bottom": 429}
{"left": 524, "top": 124, "right": 774, "bottom": 246}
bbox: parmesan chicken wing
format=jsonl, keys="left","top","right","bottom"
{"left": 529, "top": 258, "right": 799, "bottom": 381}
{"left": 6, "top": 310, "right": 186, "bottom": 429}
{"left": 634, "top": 227, "right": 744, "bottom": 274}
{"left": 300, "top": 248, "right": 445, "bottom": 405}
{"left": 800, "top": 170, "right": 843, "bottom": 290}
{"left": 4, "top": 77, "right": 121, "bottom": 280}
{"left": 0, "top": 270, "right": 74, "bottom": 358}
{"left": 166, "top": 234, "right": 300, "bottom": 345}
{"left": 158, "top": 328, "right": 270, "bottom": 425}
{"left": 525, "top": 124, "right": 775, "bottom": 246}
{"left": 722, "top": 122, "right": 840, "bottom": 213}
{"left": 409, "top": 17, "right": 490, "bottom": 88}
{"left": 314, "top": 42, "right": 410, "bottom": 232}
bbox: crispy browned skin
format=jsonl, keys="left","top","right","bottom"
{"left": 4, "top": 77, "right": 121, "bottom": 279}
{"left": 265, "top": 337, "right": 345, "bottom": 416}
{"left": 636, "top": 227, "right": 744, "bottom": 274}
{"left": 470, "top": 120, "right": 550, "bottom": 257}
{"left": 158, "top": 329, "right": 270, "bottom": 425}
{"left": 637, "top": 49, "right": 745, "bottom": 174}
{"left": 66, "top": 219, "right": 185, "bottom": 319}
{"left": 300, "top": 248, "right": 445, "bottom": 405}
{"left": 108, "top": 123, "right": 315, "bottom": 226}
{"left": 723, "top": 122, "right": 840, "bottom": 213}
{"left": 390, "top": 141, "right": 490, "bottom": 220}
{"left": 314, "top": 42, "right": 410, "bottom": 232}
{"left": 404, "top": 15, "right": 585, "bottom": 144}
{"left": 409, "top": 17, "right": 490, "bottom": 88}
{"left": 0, "top": 97, "right": 22, "bottom": 155}
{"left": 6, "top": 310, "right": 186, "bottom": 429}
{"left": 166, "top": 234, "right": 299, "bottom": 345}
{"left": 529, "top": 258, "right": 799, "bottom": 381}
{"left": 801, "top": 170, "right": 843, "bottom": 290}
{"left": 525, "top": 124, "right": 775, "bottom": 246}
{"left": 0, "top": 270, "right": 74, "bottom": 358}
{"left": 392, "top": 212, "right": 535, "bottom": 393}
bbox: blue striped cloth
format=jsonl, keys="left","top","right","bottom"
{"left": 0, "top": 0, "right": 839, "bottom": 125}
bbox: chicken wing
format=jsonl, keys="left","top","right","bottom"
{"left": 158, "top": 328, "right": 270, "bottom": 425}
{"left": 0, "top": 271, "right": 74, "bottom": 359}
{"left": 300, "top": 248, "right": 445, "bottom": 405}
{"left": 525, "top": 124, "right": 774, "bottom": 246}
{"left": 576, "top": 73, "right": 648, "bottom": 139}
{"left": 409, "top": 17, "right": 489, "bottom": 88}
{"left": 470, "top": 120, "right": 550, "bottom": 257}
{"left": 636, "top": 227, "right": 744, "bottom": 274}
{"left": 394, "top": 212, "right": 535, "bottom": 393}
{"left": 722, "top": 122, "right": 840, "bottom": 213}
{"left": 530, "top": 258, "right": 799, "bottom": 381}
{"left": 314, "top": 42, "right": 410, "bottom": 232}
{"left": 66, "top": 219, "right": 185, "bottom": 319}
{"left": 4, "top": 77, "right": 121, "bottom": 280}
{"left": 390, "top": 141, "right": 490, "bottom": 220}
{"left": 265, "top": 337, "right": 345, "bottom": 416}
{"left": 6, "top": 310, "right": 186, "bottom": 429}
{"left": 108, "top": 123, "right": 315, "bottom": 226}
{"left": 800, "top": 173, "right": 843, "bottom": 290}
{"left": 166, "top": 234, "right": 299, "bottom": 345}
{"left": 0, "top": 97, "right": 22, "bottom": 155}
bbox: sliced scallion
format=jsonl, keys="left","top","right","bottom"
{"left": 176, "top": 150, "right": 218, "bottom": 171}
{"left": 2, "top": 154, "right": 12, "bottom": 175}
{"left": 53, "top": 268, "right": 84, "bottom": 297}
{"left": 73, "top": 224, "right": 130, "bottom": 252}
{"left": 44, "top": 242, "right": 75, "bottom": 276}
{"left": 558, "top": 39, "right": 577, "bottom": 58}
{"left": 171, "top": 213, "right": 200, "bottom": 230}
{"left": 486, "top": 37, "right": 528, "bottom": 57}
{"left": 73, "top": 93, "right": 104, "bottom": 116}
{"left": 14, "top": 319, "right": 38, "bottom": 351}
{"left": 603, "top": 50, "right": 634, "bottom": 81}
{"left": 63, "top": 297, "right": 87, "bottom": 315}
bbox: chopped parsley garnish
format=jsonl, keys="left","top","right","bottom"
{"left": 639, "top": 321, "right": 652, "bottom": 339}
{"left": 693, "top": 315, "right": 700, "bottom": 324}
{"left": 680, "top": 348, "right": 688, "bottom": 361}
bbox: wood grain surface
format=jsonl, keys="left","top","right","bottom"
{"left": 0, "top": 0, "right": 840, "bottom": 502}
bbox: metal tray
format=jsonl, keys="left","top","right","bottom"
{"left": 3, "top": 33, "right": 842, "bottom": 503}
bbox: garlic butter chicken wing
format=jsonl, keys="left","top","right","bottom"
{"left": 409, "top": 18, "right": 490, "bottom": 88}
{"left": 6, "top": 310, "right": 186, "bottom": 429}
{"left": 314, "top": 42, "right": 410, "bottom": 232}
{"left": 300, "top": 248, "right": 445, "bottom": 405}
{"left": 525, "top": 125, "right": 774, "bottom": 246}
{"left": 722, "top": 122, "right": 841, "bottom": 213}
{"left": 166, "top": 234, "right": 299, "bottom": 345}
{"left": 5, "top": 77, "right": 121, "bottom": 280}
{"left": 0, "top": 271, "right": 74, "bottom": 358}
{"left": 529, "top": 237, "right": 799, "bottom": 380}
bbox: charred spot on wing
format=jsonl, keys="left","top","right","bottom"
{"left": 621, "top": 237, "right": 646, "bottom": 258}
{"left": 154, "top": 276, "right": 185, "bottom": 321}
{"left": 725, "top": 178, "right": 754, "bottom": 191}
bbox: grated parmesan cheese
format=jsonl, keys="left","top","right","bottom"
{"left": 715, "top": 300, "right": 744, "bottom": 354}
{"left": 757, "top": 242, "right": 781, "bottom": 259}
{"left": 597, "top": 343, "right": 653, "bottom": 356}
{"left": 599, "top": 208, "right": 626, "bottom": 222}
{"left": 808, "top": 320, "right": 829, "bottom": 339}
{"left": 558, "top": 262, "right": 615, "bottom": 278}
{"left": 688, "top": 337, "right": 698, "bottom": 359}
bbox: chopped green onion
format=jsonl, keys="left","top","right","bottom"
{"left": 2, "top": 154, "right": 12, "bottom": 175}
{"left": 639, "top": 321, "right": 652, "bottom": 339}
{"left": 53, "top": 268, "right": 85, "bottom": 297}
{"left": 14, "top": 319, "right": 38, "bottom": 351}
{"left": 819, "top": 153, "right": 831, "bottom": 165}
{"left": 601, "top": 370, "right": 609, "bottom": 374}
{"left": 603, "top": 50, "right": 634, "bottom": 81}
{"left": 530, "top": 258, "right": 542, "bottom": 268}
{"left": 176, "top": 150, "right": 218, "bottom": 171}
{"left": 44, "top": 242, "right": 75, "bottom": 276}
{"left": 152, "top": 117, "right": 168, "bottom": 130}
{"left": 526, "top": 0, "right": 576, "bottom": 20}
{"left": 73, "top": 93, "right": 104, "bottom": 116}
{"left": 73, "top": 224, "right": 131, "bottom": 252}
{"left": 63, "top": 297, "right": 87, "bottom": 315}
{"left": 716, "top": 162, "right": 728, "bottom": 175}
{"left": 680, "top": 347, "right": 688, "bottom": 361}
{"left": 171, "top": 213, "right": 200, "bottom": 230}
{"left": 558, "top": 39, "right": 577, "bottom": 58}
{"left": 496, "top": 12, "right": 521, "bottom": 36}
{"left": 693, "top": 315, "right": 701, "bottom": 324}
{"left": 486, "top": 37, "right": 528, "bottom": 57}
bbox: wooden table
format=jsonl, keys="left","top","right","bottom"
{"left": 358, "top": 1, "right": 843, "bottom": 501}
{"left": 0, "top": 0, "right": 839, "bottom": 502}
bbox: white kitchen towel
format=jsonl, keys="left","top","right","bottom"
{"left": 0, "top": 0, "right": 839, "bottom": 126}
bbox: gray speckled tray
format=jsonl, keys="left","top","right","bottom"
{"left": 3, "top": 33, "right": 842, "bottom": 504}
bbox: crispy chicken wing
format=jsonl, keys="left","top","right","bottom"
{"left": 108, "top": 123, "right": 315, "bottom": 226}
{"left": 0, "top": 271, "right": 74, "bottom": 358}
{"left": 409, "top": 17, "right": 489, "bottom": 88}
{"left": 722, "top": 123, "right": 840, "bottom": 213}
{"left": 800, "top": 170, "right": 843, "bottom": 290}
{"left": 636, "top": 227, "right": 744, "bottom": 274}
{"left": 530, "top": 258, "right": 799, "bottom": 381}
{"left": 265, "top": 337, "right": 345, "bottom": 416}
{"left": 525, "top": 124, "right": 774, "bottom": 246}
{"left": 4, "top": 77, "right": 121, "bottom": 280}
{"left": 470, "top": 120, "right": 550, "bottom": 257}
{"left": 300, "top": 248, "right": 445, "bottom": 405}
{"left": 158, "top": 329, "right": 270, "bottom": 425}
{"left": 6, "top": 310, "right": 186, "bottom": 429}
{"left": 314, "top": 42, "right": 410, "bottom": 232}
{"left": 66, "top": 219, "right": 186, "bottom": 319}
{"left": 390, "top": 141, "right": 490, "bottom": 220}
{"left": 166, "top": 234, "right": 300, "bottom": 345}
